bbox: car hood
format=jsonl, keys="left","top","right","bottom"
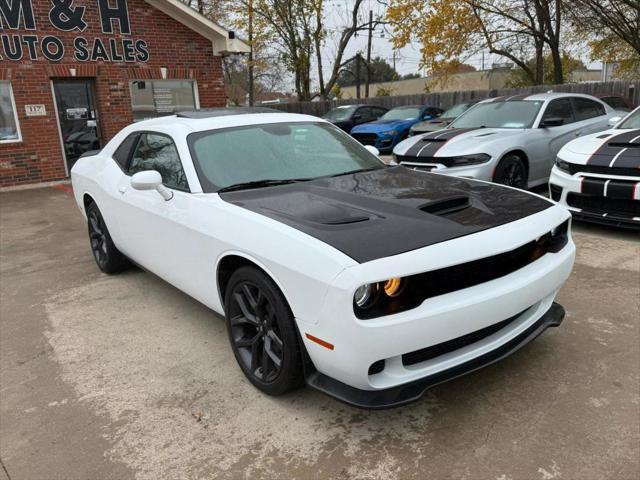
{"left": 411, "top": 118, "right": 455, "bottom": 131}
{"left": 394, "top": 127, "right": 525, "bottom": 158}
{"left": 219, "top": 167, "right": 552, "bottom": 263}
{"left": 562, "top": 128, "right": 640, "bottom": 167}
{"left": 351, "top": 119, "right": 415, "bottom": 133}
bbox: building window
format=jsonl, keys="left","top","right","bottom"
{"left": 129, "top": 80, "right": 198, "bottom": 122}
{"left": 0, "top": 82, "right": 21, "bottom": 143}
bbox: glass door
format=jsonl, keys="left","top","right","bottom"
{"left": 52, "top": 79, "right": 101, "bottom": 172}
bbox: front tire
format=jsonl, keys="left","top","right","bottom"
{"left": 493, "top": 154, "right": 528, "bottom": 189}
{"left": 86, "top": 202, "right": 129, "bottom": 274}
{"left": 224, "top": 266, "right": 304, "bottom": 396}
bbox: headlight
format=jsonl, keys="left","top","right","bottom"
{"left": 354, "top": 283, "right": 378, "bottom": 309}
{"left": 448, "top": 153, "right": 491, "bottom": 166}
{"left": 555, "top": 157, "right": 571, "bottom": 173}
{"left": 353, "top": 277, "right": 406, "bottom": 312}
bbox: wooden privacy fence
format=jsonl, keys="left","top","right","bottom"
{"left": 268, "top": 81, "right": 640, "bottom": 117}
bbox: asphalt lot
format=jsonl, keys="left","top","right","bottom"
{"left": 1, "top": 186, "right": 638, "bottom": 480}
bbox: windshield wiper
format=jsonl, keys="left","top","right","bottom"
{"left": 217, "top": 179, "right": 302, "bottom": 193}
{"left": 328, "top": 166, "right": 384, "bottom": 178}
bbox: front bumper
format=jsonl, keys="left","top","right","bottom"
{"left": 298, "top": 205, "right": 575, "bottom": 400}
{"left": 306, "top": 302, "right": 565, "bottom": 409}
{"left": 352, "top": 132, "right": 398, "bottom": 152}
{"left": 549, "top": 166, "right": 640, "bottom": 229}
{"left": 396, "top": 158, "right": 495, "bottom": 181}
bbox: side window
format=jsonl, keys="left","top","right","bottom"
{"left": 358, "top": 107, "right": 373, "bottom": 119}
{"left": 112, "top": 134, "right": 139, "bottom": 170}
{"left": 573, "top": 98, "right": 606, "bottom": 121}
{"left": 542, "top": 99, "right": 574, "bottom": 125}
{"left": 128, "top": 133, "right": 189, "bottom": 191}
{"left": 374, "top": 107, "right": 387, "bottom": 118}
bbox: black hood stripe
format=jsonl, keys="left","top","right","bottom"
{"left": 220, "top": 167, "right": 552, "bottom": 263}
{"left": 404, "top": 128, "right": 479, "bottom": 159}
{"left": 587, "top": 129, "right": 640, "bottom": 168}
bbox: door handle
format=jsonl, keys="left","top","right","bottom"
{"left": 574, "top": 131, "right": 583, "bottom": 137}
{"left": 118, "top": 186, "right": 127, "bottom": 194}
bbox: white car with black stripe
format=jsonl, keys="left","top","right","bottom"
{"left": 393, "top": 93, "right": 621, "bottom": 189}
{"left": 550, "top": 107, "right": 640, "bottom": 229}
{"left": 71, "top": 108, "right": 575, "bottom": 409}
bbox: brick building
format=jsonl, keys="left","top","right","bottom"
{"left": 0, "top": 0, "right": 248, "bottom": 187}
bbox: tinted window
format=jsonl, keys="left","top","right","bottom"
{"left": 188, "top": 122, "right": 384, "bottom": 192}
{"left": 573, "top": 98, "right": 606, "bottom": 121}
{"left": 601, "top": 96, "right": 628, "bottom": 110}
{"left": 129, "top": 133, "right": 189, "bottom": 190}
{"left": 373, "top": 107, "right": 387, "bottom": 117}
{"left": 112, "top": 134, "right": 139, "bottom": 169}
{"left": 542, "top": 99, "right": 574, "bottom": 125}
{"left": 323, "top": 106, "right": 356, "bottom": 121}
{"left": 358, "top": 107, "right": 373, "bottom": 119}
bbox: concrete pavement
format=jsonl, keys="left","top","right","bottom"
{"left": 1, "top": 187, "right": 638, "bottom": 480}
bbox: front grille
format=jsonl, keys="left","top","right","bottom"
{"left": 402, "top": 310, "right": 525, "bottom": 366}
{"left": 567, "top": 193, "right": 640, "bottom": 218}
{"left": 565, "top": 163, "right": 640, "bottom": 177}
{"left": 549, "top": 184, "right": 562, "bottom": 202}
{"left": 356, "top": 221, "right": 569, "bottom": 320}
{"left": 352, "top": 133, "right": 378, "bottom": 146}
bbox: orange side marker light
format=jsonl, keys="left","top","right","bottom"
{"left": 305, "top": 333, "right": 334, "bottom": 350}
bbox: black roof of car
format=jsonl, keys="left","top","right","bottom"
{"left": 177, "top": 107, "right": 281, "bottom": 119}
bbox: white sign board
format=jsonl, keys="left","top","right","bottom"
{"left": 25, "top": 104, "right": 46, "bottom": 117}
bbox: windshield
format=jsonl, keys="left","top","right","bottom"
{"left": 449, "top": 101, "right": 543, "bottom": 129}
{"left": 442, "top": 103, "right": 472, "bottom": 118}
{"left": 381, "top": 107, "right": 421, "bottom": 121}
{"left": 188, "top": 122, "right": 385, "bottom": 192}
{"left": 323, "top": 106, "right": 356, "bottom": 121}
{"left": 617, "top": 109, "right": 640, "bottom": 129}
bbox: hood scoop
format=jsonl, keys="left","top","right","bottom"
{"left": 418, "top": 196, "right": 470, "bottom": 216}
{"left": 597, "top": 133, "right": 613, "bottom": 139}
{"left": 321, "top": 215, "right": 370, "bottom": 225}
{"left": 422, "top": 137, "right": 447, "bottom": 142}
{"left": 609, "top": 142, "right": 640, "bottom": 148}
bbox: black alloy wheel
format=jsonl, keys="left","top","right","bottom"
{"left": 88, "top": 208, "right": 108, "bottom": 268}
{"left": 230, "top": 282, "right": 284, "bottom": 382}
{"left": 86, "top": 202, "right": 129, "bottom": 274}
{"left": 494, "top": 155, "right": 528, "bottom": 189}
{"left": 225, "top": 266, "right": 303, "bottom": 395}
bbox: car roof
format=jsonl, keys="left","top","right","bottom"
{"left": 478, "top": 92, "right": 606, "bottom": 103}
{"left": 176, "top": 107, "right": 281, "bottom": 118}
{"left": 130, "top": 110, "right": 324, "bottom": 133}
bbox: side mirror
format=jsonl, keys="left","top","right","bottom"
{"left": 608, "top": 116, "right": 622, "bottom": 127}
{"left": 364, "top": 145, "right": 380, "bottom": 156}
{"left": 540, "top": 117, "right": 564, "bottom": 128}
{"left": 353, "top": 114, "right": 362, "bottom": 121}
{"left": 130, "top": 170, "right": 173, "bottom": 201}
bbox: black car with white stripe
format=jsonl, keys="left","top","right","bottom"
{"left": 550, "top": 107, "right": 640, "bottom": 229}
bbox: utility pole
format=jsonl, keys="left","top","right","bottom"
{"left": 481, "top": 51, "right": 485, "bottom": 71}
{"left": 365, "top": 10, "right": 373, "bottom": 98}
{"left": 248, "top": 0, "right": 254, "bottom": 106}
{"left": 355, "top": 53, "right": 361, "bottom": 99}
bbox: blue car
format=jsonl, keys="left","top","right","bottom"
{"left": 350, "top": 105, "right": 443, "bottom": 153}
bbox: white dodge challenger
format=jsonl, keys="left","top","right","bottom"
{"left": 71, "top": 108, "right": 576, "bottom": 408}
{"left": 393, "top": 93, "right": 619, "bottom": 189}
{"left": 550, "top": 106, "right": 640, "bottom": 229}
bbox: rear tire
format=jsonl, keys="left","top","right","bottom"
{"left": 224, "top": 266, "right": 304, "bottom": 396}
{"left": 494, "top": 154, "right": 528, "bottom": 189}
{"left": 86, "top": 202, "right": 129, "bottom": 274}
